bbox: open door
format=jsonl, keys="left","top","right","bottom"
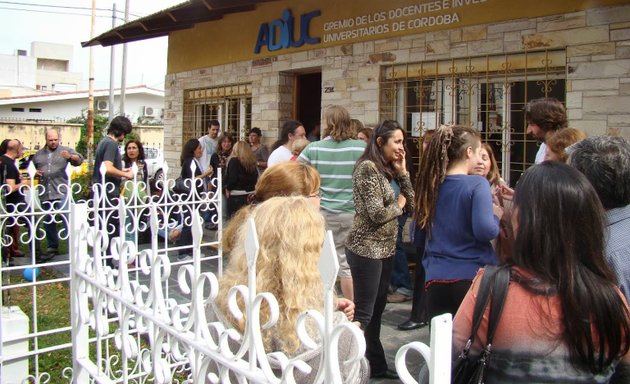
{"left": 295, "top": 72, "right": 322, "bottom": 139}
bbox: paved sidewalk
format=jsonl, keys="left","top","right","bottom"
{"left": 371, "top": 300, "right": 429, "bottom": 383}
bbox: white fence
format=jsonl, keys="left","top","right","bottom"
{"left": 1, "top": 162, "right": 373, "bottom": 384}
{"left": 1, "top": 161, "right": 452, "bottom": 384}
{"left": 0, "top": 162, "right": 223, "bottom": 383}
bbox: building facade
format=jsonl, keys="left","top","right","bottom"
{"left": 98, "top": 0, "right": 629, "bottom": 184}
{"left": 0, "top": 85, "right": 165, "bottom": 124}
{"left": 0, "top": 42, "right": 82, "bottom": 97}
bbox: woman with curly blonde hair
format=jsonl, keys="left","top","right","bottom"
{"left": 213, "top": 196, "right": 366, "bottom": 383}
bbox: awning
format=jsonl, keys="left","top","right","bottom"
{"left": 82, "top": 0, "right": 279, "bottom": 47}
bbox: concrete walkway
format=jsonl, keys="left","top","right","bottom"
{"left": 372, "top": 299, "right": 429, "bottom": 383}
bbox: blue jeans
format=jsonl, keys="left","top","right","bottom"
{"left": 42, "top": 199, "right": 65, "bottom": 250}
{"left": 390, "top": 214, "right": 412, "bottom": 295}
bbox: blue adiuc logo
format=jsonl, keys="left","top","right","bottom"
{"left": 254, "top": 9, "right": 321, "bottom": 54}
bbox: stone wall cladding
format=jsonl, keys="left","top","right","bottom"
{"left": 165, "top": 4, "right": 630, "bottom": 166}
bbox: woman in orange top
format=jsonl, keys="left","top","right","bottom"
{"left": 452, "top": 162, "right": 630, "bottom": 383}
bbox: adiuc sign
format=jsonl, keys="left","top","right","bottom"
{"left": 254, "top": 9, "right": 321, "bottom": 54}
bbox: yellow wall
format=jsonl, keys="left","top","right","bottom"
{"left": 0, "top": 122, "right": 81, "bottom": 150}
{"left": 168, "top": 0, "right": 629, "bottom": 73}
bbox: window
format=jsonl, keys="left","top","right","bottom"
{"left": 11, "top": 107, "right": 25, "bottom": 112}
{"left": 183, "top": 83, "right": 252, "bottom": 143}
{"left": 29, "top": 108, "right": 42, "bottom": 113}
{"left": 380, "top": 50, "right": 566, "bottom": 186}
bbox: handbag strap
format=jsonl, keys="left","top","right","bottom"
{"left": 462, "top": 265, "right": 499, "bottom": 353}
{"left": 484, "top": 266, "right": 511, "bottom": 349}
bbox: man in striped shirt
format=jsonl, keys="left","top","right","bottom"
{"left": 299, "top": 105, "right": 366, "bottom": 300}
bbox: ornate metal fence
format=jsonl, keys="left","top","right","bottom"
{"left": 69, "top": 207, "right": 366, "bottom": 383}
{"left": 1, "top": 161, "right": 368, "bottom": 383}
{"left": 0, "top": 161, "right": 222, "bottom": 383}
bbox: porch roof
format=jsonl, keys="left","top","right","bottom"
{"left": 81, "top": 0, "right": 279, "bottom": 48}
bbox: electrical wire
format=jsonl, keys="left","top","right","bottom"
{"left": 0, "top": 6, "right": 127, "bottom": 20}
{"left": 0, "top": 1, "right": 142, "bottom": 18}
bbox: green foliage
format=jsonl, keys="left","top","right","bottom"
{"left": 68, "top": 113, "right": 108, "bottom": 157}
{"left": 124, "top": 131, "right": 141, "bottom": 145}
{"left": 72, "top": 172, "right": 93, "bottom": 201}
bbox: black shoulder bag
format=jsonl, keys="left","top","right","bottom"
{"left": 452, "top": 265, "right": 511, "bottom": 384}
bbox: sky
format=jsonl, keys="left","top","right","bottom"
{"left": 0, "top": 0, "right": 184, "bottom": 90}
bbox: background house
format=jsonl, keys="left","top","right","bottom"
{"left": 0, "top": 85, "right": 165, "bottom": 150}
{"left": 0, "top": 42, "right": 82, "bottom": 97}
{"left": 0, "top": 85, "right": 165, "bottom": 122}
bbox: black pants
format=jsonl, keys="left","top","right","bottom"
{"left": 346, "top": 248, "right": 393, "bottom": 375}
{"left": 426, "top": 280, "right": 472, "bottom": 320}
{"left": 227, "top": 194, "right": 249, "bottom": 218}
{"left": 409, "top": 246, "right": 428, "bottom": 323}
{"left": 178, "top": 206, "right": 194, "bottom": 257}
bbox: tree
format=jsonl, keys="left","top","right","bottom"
{"left": 68, "top": 113, "right": 108, "bottom": 158}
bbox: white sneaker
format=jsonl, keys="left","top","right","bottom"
{"left": 177, "top": 254, "right": 193, "bottom": 262}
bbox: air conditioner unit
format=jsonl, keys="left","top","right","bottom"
{"left": 97, "top": 100, "right": 109, "bottom": 111}
{"left": 142, "top": 106, "right": 155, "bottom": 117}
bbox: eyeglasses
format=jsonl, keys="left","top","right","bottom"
{"left": 308, "top": 192, "right": 321, "bottom": 199}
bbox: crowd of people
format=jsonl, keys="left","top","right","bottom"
{"left": 183, "top": 100, "right": 629, "bottom": 382}
{"left": 2, "top": 98, "right": 629, "bottom": 382}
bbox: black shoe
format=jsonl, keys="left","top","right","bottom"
{"left": 397, "top": 320, "right": 429, "bottom": 331}
{"left": 35, "top": 253, "right": 55, "bottom": 264}
{"left": 370, "top": 368, "right": 399, "bottom": 379}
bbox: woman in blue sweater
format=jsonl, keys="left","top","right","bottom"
{"left": 414, "top": 125, "right": 501, "bottom": 320}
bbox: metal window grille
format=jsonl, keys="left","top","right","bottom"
{"left": 183, "top": 84, "right": 252, "bottom": 142}
{"left": 380, "top": 49, "right": 566, "bottom": 185}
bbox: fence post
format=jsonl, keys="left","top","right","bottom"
{"left": 244, "top": 218, "right": 259, "bottom": 372}
{"left": 319, "top": 230, "right": 340, "bottom": 382}
{"left": 69, "top": 202, "right": 89, "bottom": 383}
{"left": 395, "top": 313, "right": 452, "bottom": 384}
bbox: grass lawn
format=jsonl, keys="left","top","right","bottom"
{"left": 6, "top": 266, "right": 189, "bottom": 383}
{"left": 5, "top": 268, "right": 72, "bottom": 383}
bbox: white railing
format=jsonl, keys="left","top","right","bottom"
{"left": 0, "top": 161, "right": 222, "bottom": 383}
{"left": 69, "top": 205, "right": 366, "bottom": 383}
{"left": 396, "top": 314, "right": 453, "bottom": 384}
{"left": 1, "top": 160, "right": 368, "bottom": 383}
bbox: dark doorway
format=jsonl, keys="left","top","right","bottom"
{"left": 295, "top": 72, "right": 322, "bottom": 139}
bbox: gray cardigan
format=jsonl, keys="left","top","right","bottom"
{"left": 32, "top": 145, "right": 83, "bottom": 202}
{"left": 346, "top": 160, "right": 414, "bottom": 259}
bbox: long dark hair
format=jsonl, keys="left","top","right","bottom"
{"left": 272, "top": 120, "right": 303, "bottom": 150}
{"left": 512, "top": 162, "right": 630, "bottom": 374}
{"left": 414, "top": 125, "right": 480, "bottom": 233}
{"left": 180, "top": 138, "right": 200, "bottom": 165}
{"left": 356, "top": 120, "right": 405, "bottom": 181}
{"left": 122, "top": 140, "right": 145, "bottom": 166}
